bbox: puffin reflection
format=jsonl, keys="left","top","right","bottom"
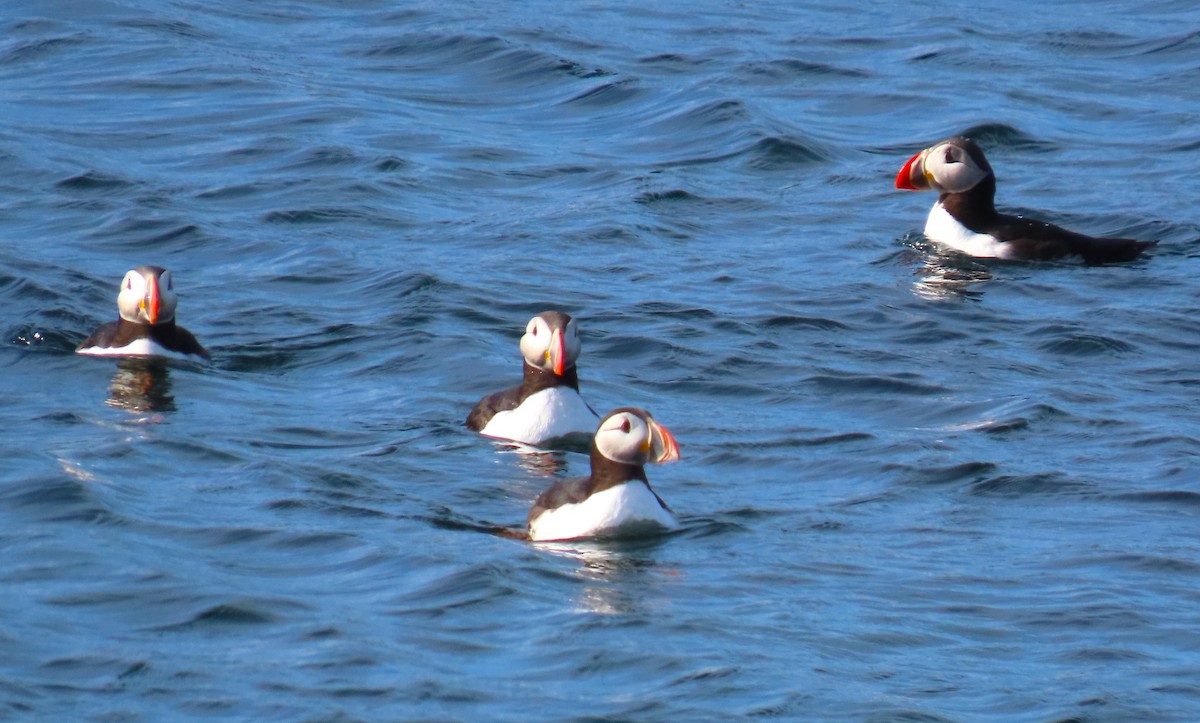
{"left": 535, "top": 538, "right": 672, "bottom": 616}
{"left": 107, "top": 358, "right": 176, "bottom": 413}
{"left": 912, "top": 253, "right": 992, "bottom": 301}
{"left": 486, "top": 440, "right": 572, "bottom": 476}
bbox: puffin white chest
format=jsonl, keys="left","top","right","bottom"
{"left": 479, "top": 386, "right": 597, "bottom": 445}
{"left": 925, "top": 202, "right": 1016, "bottom": 259}
{"left": 76, "top": 337, "right": 199, "bottom": 361}
{"left": 529, "top": 481, "right": 678, "bottom": 542}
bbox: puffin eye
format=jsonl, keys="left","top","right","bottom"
{"left": 125, "top": 278, "right": 132, "bottom": 290}
{"left": 531, "top": 325, "right": 538, "bottom": 336}
{"left": 944, "top": 147, "right": 958, "bottom": 164}
{"left": 620, "top": 418, "right": 631, "bottom": 433}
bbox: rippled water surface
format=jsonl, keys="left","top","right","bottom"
{"left": 4, "top": 0, "right": 1200, "bottom": 719}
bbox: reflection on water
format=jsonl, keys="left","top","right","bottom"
{"left": 912, "top": 251, "right": 993, "bottom": 301}
{"left": 492, "top": 441, "right": 573, "bottom": 477}
{"left": 536, "top": 537, "right": 674, "bottom": 615}
{"left": 107, "top": 358, "right": 175, "bottom": 413}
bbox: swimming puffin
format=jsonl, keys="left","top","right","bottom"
{"left": 895, "top": 136, "right": 1155, "bottom": 264}
{"left": 466, "top": 311, "right": 598, "bottom": 446}
{"left": 528, "top": 407, "right": 681, "bottom": 542}
{"left": 77, "top": 266, "right": 210, "bottom": 361}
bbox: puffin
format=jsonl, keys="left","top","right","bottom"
{"left": 528, "top": 407, "right": 681, "bottom": 542}
{"left": 76, "top": 266, "right": 210, "bottom": 361}
{"left": 466, "top": 311, "right": 598, "bottom": 447}
{"left": 895, "top": 136, "right": 1155, "bottom": 264}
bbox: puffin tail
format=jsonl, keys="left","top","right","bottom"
{"left": 1080, "top": 237, "right": 1156, "bottom": 265}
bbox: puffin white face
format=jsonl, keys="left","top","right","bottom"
{"left": 896, "top": 138, "right": 991, "bottom": 194}
{"left": 116, "top": 266, "right": 177, "bottom": 325}
{"left": 519, "top": 311, "right": 581, "bottom": 376}
{"left": 595, "top": 409, "right": 681, "bottom": 466}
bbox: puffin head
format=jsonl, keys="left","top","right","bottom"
{"left": 117, "top": 266, "right": 177, "bottom": 325}
{"left": 594, "top": 407, "right": 681, "bottom": 467}
{"left": 519, "top": 310, "right": 580, "bottom": 376}
{"left": 895, "top": 136, "right": 993, "bottom": 194}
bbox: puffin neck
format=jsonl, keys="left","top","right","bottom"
{"left": 587, "top": 447, "right": 648, "bottom": 494}
{"left": 521, "top": 361, "right": 580, "bottom": 393}
{"left": 939, "top": 174, "right": 999, "bottom": 232}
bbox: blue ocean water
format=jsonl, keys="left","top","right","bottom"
{"left": 3, "top": 0, "right": 1200, "bottom": 719}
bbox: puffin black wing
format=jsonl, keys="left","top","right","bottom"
{"left": 154, "top": 324, "right": 210, "bottom": 359}
{"left": 465, "top": 384, "right": 523, "bottom": 431}
{"left": 987, "top": 213, "right": 1155, "bottom": 265}
{"left": 76, "top": 320, "right": 122, "bottom": 352}
{"left": 527, "top": 476, "right": 592, "bottom": 525}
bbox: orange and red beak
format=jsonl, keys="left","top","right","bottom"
{"left": 895, "top": 149, "right": 929, "bottom": 191}
{"left": 549, "top": 328, "right": 566, "bottom": 376}
{"left": 647, "top": 419, "right": 681, "bottom": 463}
{"left": 142, "top": 275, "right": 161, "bottom": 324}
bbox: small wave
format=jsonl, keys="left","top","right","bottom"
{"left": 0, "top": 474, "right": 125, "bottom": 525}
{"left": 636, "top": 52, "right": 712, "bottom": 72}
{"left": 1136, "top": 29, "right": 1200, "bottom": 57}
{"left": 633, "top": 189, "right": 701, "bottom": 204}
{"left": 261, "top": 207, "right": 411, "bottom": 228}
{"left": 0, "top": 271, "right": 59, "bottom": 302}
{"left": 0, "top": 34, "right": 90, "bottom": 65}
{"left": 486, "top": 48, "right": 612, "bottom": 83}
{"left": 654, "top": 99, "right": 751, "bottom": 132}
{"left": 715, "top": 432, "right": 875, "bottom": 454}
{"left": 393, "top": 563, "right": 517, "bottom": 617}
{"left": 627, "top": 301, "right": 719, "bottom": 319}
{"left": 1105, "top": 553, "right": 1200, "bottom": 576}
{"left": 938, "top": 401, "right": 1071, "bottom": 435}
{"left": 281, "top": 146, "right": 361, "bottom": 171}
{"left": 669, "top": 516, "right": 749, "bottom": 539}
{"left": 373, "top": 156, "right": 409, "bottom": 172}
{"left": 1038, "top": 29, "right": 1135, "bottom": 55}
{"left": 967, "top": 472, "right": 1094, "bottom": 498}
{"left": 219, "top": 323, "right": 373, "bottom": 373}
{"left": 1037, "top": 333, "right": 1136, "bottom": 357}
{"left": 116, "top": 18, "right": 215, "bottom": 40}
{"left": 893, "top": 461, "right": 999, "bottom": 487}
{"left": 1105, "top": 490, "right": 1200, "bottom": 507}
{"left": 667, "top": 666, "right": 738, "bottom": 687}
{"left": 358, "top": 33, "right": 508, "bottom": 61}
{"left": 55, "top": 170, "right": 136, "bottom": 193}
{"left": 505, "top": 164, "right": 596, "bottom": 181}
{"left": 194, "top": 181, "right": 276, "bottom": 201}
{"left": 761, "top": 314, "right": 850, "bottom": 332}
{"left": 745, "top": 136, "right": 831, "bottom": 170}
{"left": 152, "top": 601, "right": 282, "bottom": 631}
{"left": 804, "top": 372, "right": 948, "bottom": 396}
{"left": 956, "top": 123, "right": 1058, "bottom": 153}
{"left": 85, "top": 218, "right": 210, "bottom": 251}
{"left": 738, "top": 58, "right": 871, "bottom": 80}
{"left": 32, "top": 656, "right": 150, "bottom": 693}
{"left": 359, "top": 270, "right": 445, "bottom": 299}
{"left": 560, "top": 79, "right": 645, "bottom": 108}
{"left": 1039, "top": 28, "right": 1200, "bottom": 61}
